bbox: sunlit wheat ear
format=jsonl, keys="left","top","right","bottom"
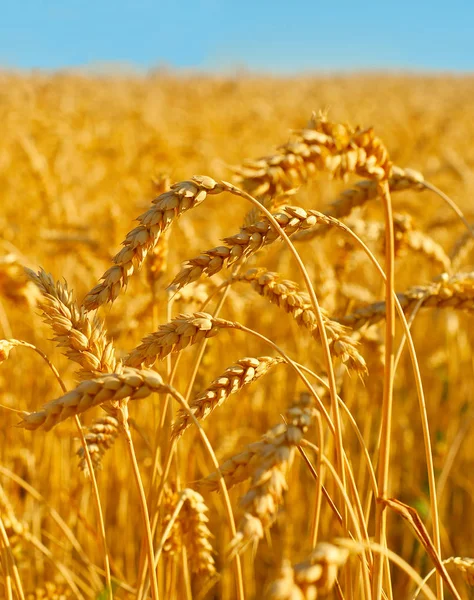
{"left": 172, "top": 356, "right": 284, "bottom": 439}
{"left": 292, "top": 166, "right": 425, "bottom": 246}
{"left": 77, "top": 415, "right": 120, "bottom": 475}
{"left": 202, "top": 400, "right": 316, "bottom": 557}
{"left": 17, "top": 368, "right": 165, "bottom": 431}
{"left": 170, "top": 206, "right": 347, "bottom": 291}
{"left": 162, "top": 488, "right": 216, "bottom": 579}
{"left": 83, "top": 176, "right": 228, "bottom": 311}
{"left": 27, "top": 268, "right": 117, "bottom": 378}
{"left": 233, "top": 268, "right": 367, "bottom": 375}
{"left": 125, "top": 312, "right": 236, "bottom": 368}
{"left": 293, "top": 543, "right": 350, "bottom": 596}
{"left": 337, "top": 271, "right": 474, "bottom": 330}
{"left": 231, "top": 112, "right": 392, "bottom": 201}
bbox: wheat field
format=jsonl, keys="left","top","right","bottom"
{"left": 1, "top": 71, "right": 474, "bottom": 600}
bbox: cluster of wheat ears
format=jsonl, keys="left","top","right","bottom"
{"left": 1, "top": 73, "right": 474, "bottom": 600}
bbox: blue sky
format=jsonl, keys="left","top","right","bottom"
{"left": 1, "top": 0, "right": 473, "bottom": 73}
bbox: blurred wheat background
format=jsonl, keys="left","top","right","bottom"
{"left": 1, "top": 71, "right": 474, "bottom": 599}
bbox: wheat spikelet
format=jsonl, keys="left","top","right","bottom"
{"left": 0, "top": 254, "right": 41, "bottom": 307}
{"left": 447, "top": 557, "right": 474, "bottom": 586}
{"left": 84, "top": 176, "right": 228, "bottom": 311}
{"left": 76, "top": 416, "right": 120, "bottom": 475}
{"left": 170, "top": 206, "right": 348, "bottom": 291}
{"left": 233, "top": 268, "right": 366, "bottom": 374}
{"left": 338, "top": 272, "right": 474, "bottom": 330}
{"left": 27, "top": 268, "right": 117, "bottom": 378}
{"left": 232, "top": 113, "right": 392, "bottom": 201}
{"left": 162, "top": 488, "right": 216, "bottom": 579}
{"left": 18, "top": 368, "right": 165, "bottom": 431}
{"left": 125, "top": 312, "right": 236, "bottom": 368}
{"left": 0, "top": 338, "right": 21, "bottom": 363}
{"left": 172, "top": 356, "right": 284, "bottom": 438}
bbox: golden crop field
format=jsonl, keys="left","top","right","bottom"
{"left": 1, "top": 71, "right": 474, "bottom": 600}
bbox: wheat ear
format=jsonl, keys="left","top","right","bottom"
{"left": 27, "top": 268, "right": 117, "bottom": 378}
{"left": 125, "top": 312, "right": 236, "bottom": 368}
{"left": 160, "top": 488, "right": 216, "bottom": 579}
{"left": 170, "top": 206, "right": 348, "bottom": 291}
{"left": 83, "top": 176, "right": 228, "bottom": 311}
{"left": 232, "top": 112, "right": 392, "bottom": 201}
{"left": 338, "top": 272, "right": 474, "bottom": 330}
{"left": 233, "top": 268, "right": 366, "bottom": 374}
{"left": 201, "top": 401, "right": 315, "bottom": 555}
{"left": 172, "top": 356, "right": 284, "bottom": 438}
{"left": 18, "top": 368, "right": 165, "bottom": 431}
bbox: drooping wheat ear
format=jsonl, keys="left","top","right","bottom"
{"left": 446, "top": 557, "right": 474, "bottom": 586}
{"left": 232, "top": 268, "right": 367, "bottom": 374}
{"left": 292, "top": 542, "right": 350, "bottom": 596}
{"left": 125, "top": 312, "right": 236, "bottom": 368}
{"left": 202, "top": 400, "right": 315, "bottom": 556}
{"left": 18, "top": 368, "right": 165, "bottom": 431}
{"left": 231, "top": 112, "right": 392, "bottom": 201}
{"left": 340, "top": 213, "right": 450, "bottom": 271}
{"left": 162, "top": 488, "right": 216, "bottom": 579}
{"left": 27, "top": 268, "right": 117, "bottom": 378}
{"left": 337, "top": 272, "right": 474, "bottom": 330}
{"left": 292, "top": 166, "right": 425, "bottom": 243}
{"left": 172, "top": 356, "right": 284, "bottom": 438}
{"left": 0, "top": 254, "right": 41, "bottom": 307}
{"left": 83, "top": 176, "right": 228, "bottom": 311}
{"left": 170, "top": 206, "right": 348, "bottom": 291}
{"left": 76, "top": 416, "right": 120, "bottom": 475}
